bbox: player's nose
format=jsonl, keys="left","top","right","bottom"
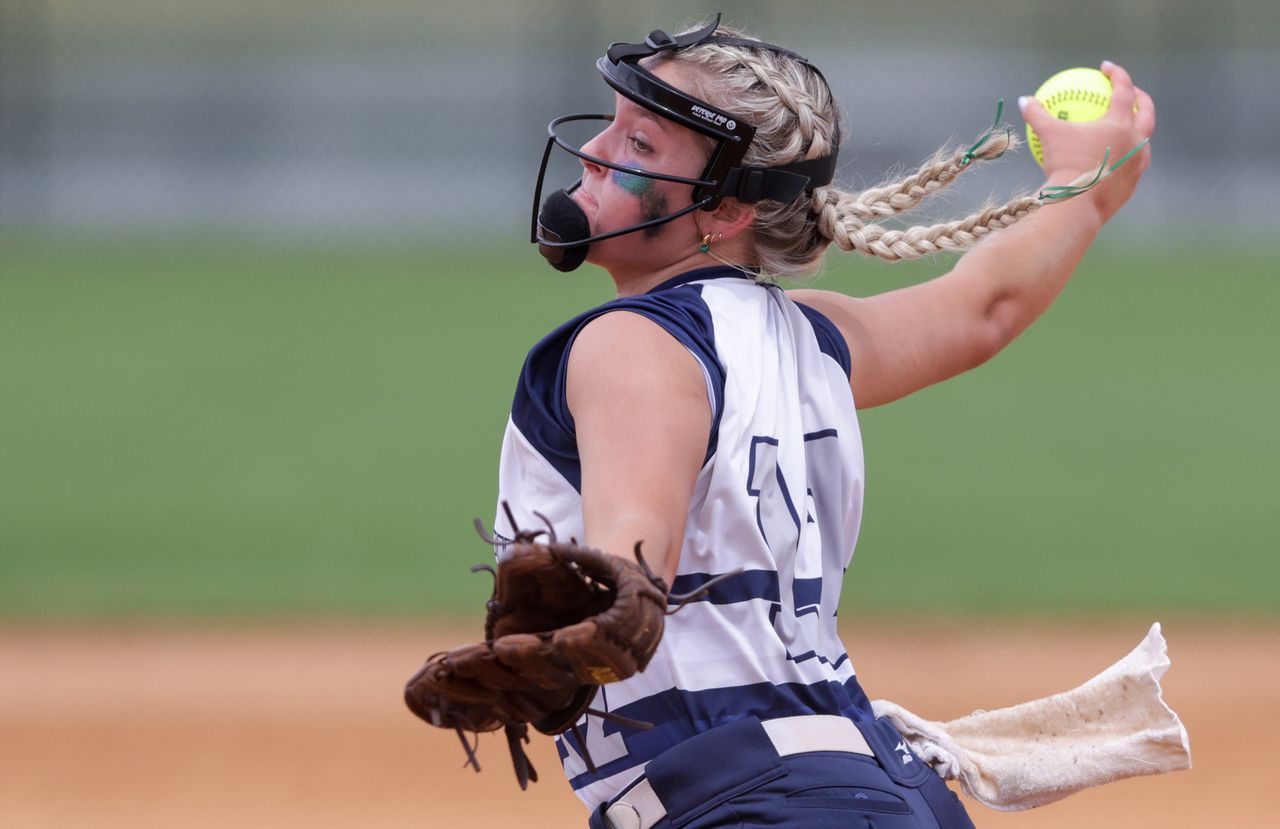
{"left": 579, "top": 129, "right": 612, "bottom": 176}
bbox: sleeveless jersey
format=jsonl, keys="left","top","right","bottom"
{"left": 492, "top": 266, "right": 872, "bottom": 809}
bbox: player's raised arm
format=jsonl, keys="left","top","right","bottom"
{"left": 793, "top": 61, "right": 1155, "bottom": 409}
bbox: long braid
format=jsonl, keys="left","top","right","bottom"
{"left": 829, "top": 162, "right": 1114, "bottom": 261}
{"left": 848, "top": 130, "right": 1016, "bottom": 221}
{"left": 668, "top": 22, "right": 1103, "bottom": 275}
{"left": 833, "top": 195, "right": 1041, "bottom": 260}
{"left": 809, "top": 130, "right": 1016, "bottom": 245}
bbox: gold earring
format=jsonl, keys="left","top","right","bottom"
{"left": 699, "top": 234, "right": 713, "bottom": 254}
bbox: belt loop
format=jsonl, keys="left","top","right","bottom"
{"left": 603, "top": 779, "right": 664, "bottom": 829}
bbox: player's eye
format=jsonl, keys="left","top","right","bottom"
{"left": 628, "top": 135, "right": 653, "bottom": 154}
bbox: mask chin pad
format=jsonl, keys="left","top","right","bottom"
{"left": 537, "top": 189, "right": 591, "bottom": 273}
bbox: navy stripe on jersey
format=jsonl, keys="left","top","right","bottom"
{"left": 793, "top": 301, "right": 852, "bottom": 379}
{"left": 556, "top": 676, "right": 873, "bottom": 791}
{"left": 511, "top": 269, "right": 741, "bottom": 491}
{"left": 670, "top": 571, "right": 825, "bottom": 609}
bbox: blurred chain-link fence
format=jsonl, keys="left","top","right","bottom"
{"left": 1, "top": 0, "right": 1276, "bottom": 242}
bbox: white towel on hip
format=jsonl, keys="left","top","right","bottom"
{"left": 870, "top": 622, "right": 1192, "bottom": 812}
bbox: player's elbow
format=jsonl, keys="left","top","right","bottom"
{"left": 942, "top": 304, "right": 1011, "bottom": 377}
{"left": 977, "top": 292, "right": 1028, "bottom": 364}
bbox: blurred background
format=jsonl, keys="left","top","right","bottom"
{"left": 2, "top": 0, "right": 1276, "bottom": 619}
{"left": 1, "top": 2, "right": 1276, "bottom": 827}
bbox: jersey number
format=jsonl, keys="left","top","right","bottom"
{"left": 747, "top": 431, "right": 847, "bottom": 666}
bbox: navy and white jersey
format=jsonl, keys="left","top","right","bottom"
{"left": 492, "top": 265, "right": 871, "bottom": 809}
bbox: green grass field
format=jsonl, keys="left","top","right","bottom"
{"left": 1, "top": 236, "right": 1276, "bottom": 619}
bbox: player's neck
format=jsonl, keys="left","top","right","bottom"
{"left": 607, "top": 244, "right": 756, "bottom": 297}
{"left": 607, "top": 259, "right": 703, "bottom": 297}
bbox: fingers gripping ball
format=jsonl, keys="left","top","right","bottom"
{"left": 1026, "top": 67, "right": 1113, "bottom": 166}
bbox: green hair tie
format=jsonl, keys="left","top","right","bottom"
{"left": 961, "top": 99, "right": 1011, "bottom": 166}
{"left": 1108, "top": 137, "right": 1151, "bottom": 171}
{"left": 1038, "top": 138, "right": 1151, "bottom": 201}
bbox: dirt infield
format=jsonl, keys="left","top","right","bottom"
{"left": 0, "top": 620, "right": 1273, "bottom": 828}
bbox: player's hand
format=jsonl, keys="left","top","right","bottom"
{"left": 1020, "top": 61, "right": 1156, "bottom": 224}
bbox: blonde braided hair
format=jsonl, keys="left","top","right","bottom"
{"left": 663, "top": 23, "right": 1109, "bottom": 276}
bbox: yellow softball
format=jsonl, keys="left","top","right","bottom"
{"left": 1026, "top": 67, "right": 1112, "bottom": 166}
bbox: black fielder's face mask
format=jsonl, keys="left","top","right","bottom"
{"left": 531, "top": 14, "right": 840, "bottom": 272}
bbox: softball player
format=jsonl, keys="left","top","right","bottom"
{"left": 494, "top": 15, "right": 1154, "bottom": 829}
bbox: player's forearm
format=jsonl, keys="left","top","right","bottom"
{"left": 950, "top": 175, "right": 1106, "bottom": 351}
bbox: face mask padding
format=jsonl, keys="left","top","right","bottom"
{"left": 536, "top": 189, "right": 591, "bottom": 273}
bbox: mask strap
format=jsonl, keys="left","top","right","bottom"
{"left": 719, "top": 152, "right": 839, "bottom": 203}
{"left": 605, "top": 14, "right": 722, "bottom": 63}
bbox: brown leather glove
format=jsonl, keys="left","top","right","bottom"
{"left": 404, "top": 513, "right": 670, "bottom": 789}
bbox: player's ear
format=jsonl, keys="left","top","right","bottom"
{"left": 704, "top": 197, "right": 756, "bottom": 242}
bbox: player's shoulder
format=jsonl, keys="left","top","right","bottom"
{"left": 523, "top": 286, "right": 699, "bottom": 370}
{"left": 523, "top": 270, "right": 740, "bottom": 373}
{"left": 511, "top": 270, "right": 738, "bottom": 442}
{"left": 563, "top": 287, "right": 720, "bottom": 402}
{"left": 572, "top": 303, "right": 669, "bottom": 340}
{"left": 568, "top": 308, "right": 698, "bottom": 383}
{"left": 566, "top": 310, "right": 710, "bottom": 436}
